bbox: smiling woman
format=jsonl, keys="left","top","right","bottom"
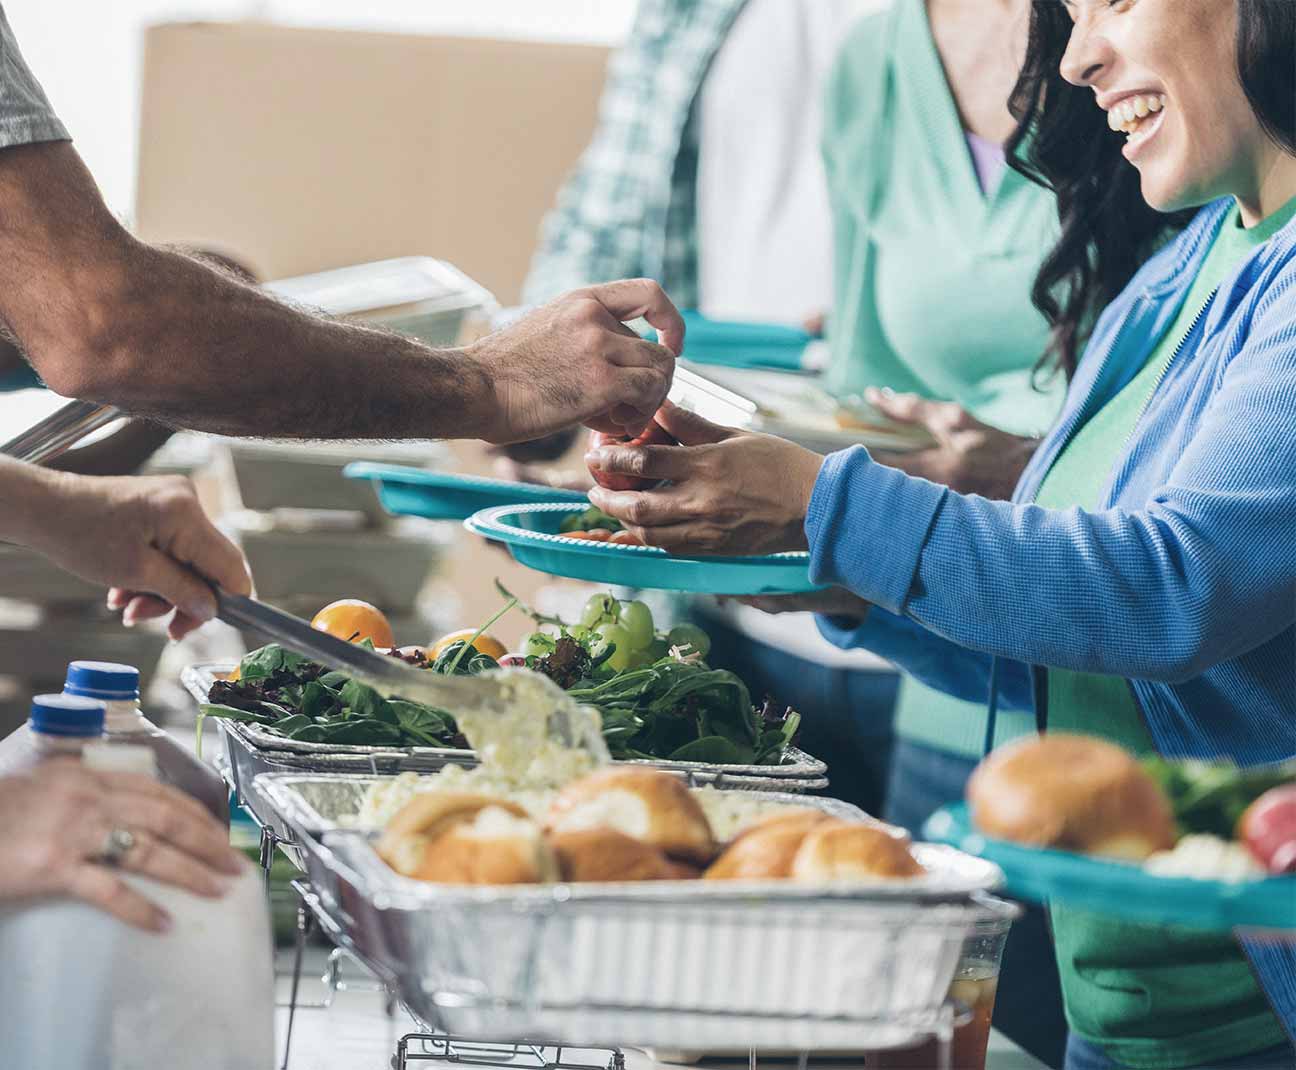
{"left": 1009, "top": 0, "right": 1296, "bottom": 378}
{"left": 589, "top": 0, "right": 1296, "bottom": 1066}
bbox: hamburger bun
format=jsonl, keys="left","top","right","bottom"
{"left": 378, "top": 793, "right": 554, "bottom": 884}
{"left": 967, "top": 733, "right": 1176, "bottom": 860}
{"left": 705, "top": 810, "right": 829, "bottom": 880}
{"left": 790, "top": 821, "right": 924, "bottom": 882}
{"left": 545, "top": 768, "right": 716, "bottom": 864}
{"left": 549, "top": 827, "right": 679, "bottom": 882}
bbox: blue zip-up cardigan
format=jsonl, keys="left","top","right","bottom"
{"left": 805, "top": 198, "right": 1296, "bottom": 1035}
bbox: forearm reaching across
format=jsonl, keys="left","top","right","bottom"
{"left": 0, "top": 142, "right": 682, "bottom": 444}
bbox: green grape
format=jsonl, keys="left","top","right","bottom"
{"left": 667, "top": 623, "right": 711, "bottom": 659}
{"left": 618, "top": 600, "right": 654, "bottom": 651}
{"left": 580, "top": 593, "right": 621, "bottom": 628}
{"left": 594, "top": 622, "right": 634, "bottom": 672}
{"left": 523, "top": 631, "right": 556, "bottom": 658}
{"left": 566, "top": 624, "right": 593, "bottom": 646}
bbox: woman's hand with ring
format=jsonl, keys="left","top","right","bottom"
{"left": 0, "top": 760, "right": 245, "bottom": 931}
{"left": 585, "top": 401, "right": 825, "bottom": 556}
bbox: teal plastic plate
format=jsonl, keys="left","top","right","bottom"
{"left": 464, "top": 503, "right": 825, "bottom": 595}
{"left": 345, "top": 462, "right": 588, "bottom": 521}
{"left": 676, "top": 310, "right": 813, "bottom": 371}
{"left": 924, "top": 804, "right": 1296, "bottom": 933}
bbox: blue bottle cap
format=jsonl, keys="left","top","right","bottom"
{"left": 30, "top": 694, "right": 106, "bottom": 737}
{"left": 64, "top": 661, "right": 140, "bottom": 701}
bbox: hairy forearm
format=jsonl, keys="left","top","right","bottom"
{"left": 82, "top": 242, "right": 497, "bottom": 440}
{"left": 0, "top": 143, "right": 496, "bottom": 441}
{"left": 0, "top": 457, "right": 62, "bottom": 549}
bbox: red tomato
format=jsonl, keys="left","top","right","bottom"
{"left": 1238, "top": 784, "right": 1296, "bottom": 874}
{"left": 587, "top": 422, "right": 677, "bottom": 491}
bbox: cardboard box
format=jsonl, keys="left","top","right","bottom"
{"left": 135, "top": 20, "right": 610, "bottom": 305}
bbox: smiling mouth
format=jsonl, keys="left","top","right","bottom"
{"left": 1107, "top": 93, "right": 1167, "bottom": 139}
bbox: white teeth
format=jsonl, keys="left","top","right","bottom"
{"left": 1106, "top": 93, "right": 1167, "bottom": 136}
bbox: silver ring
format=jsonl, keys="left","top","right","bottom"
{"left": 98, "top": 826, "right": 136, "bottom": 867}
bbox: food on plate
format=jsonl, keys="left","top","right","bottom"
{"left": 1142, "top": 754, "right": 1296, "bottom": 839}
{"left": 965, "top": 734, "right": 1296, "bottom": 883}
{"left": 556, "top": 505, "right": 645, "bottom": 545}
{"left": 586, "top": 422, "right": 677, "bottom": 491}
{"left": 705, "top": 809, "right": 829, "bottom": 880}
{"left": 968, "top": 734, "right": 1176, "bottom": 860}
{"left": 429, "top": 629, "right": 508, "bottom": 661}
{"left": 790, "top": 821, "right": 925, "bottom": 881}
{"left": 1143, "top": 834, "right": 1265, "bottom": 883}
{"left": 377, "top": 793, "right": 556, "bottom": 885}
{"left": 309, "top": 598, "right": 395, "bottom": 648}
{"left": 1237, "top": 784, "right": 1296, "bottom": 875}
{"left": 546, "top": 767, "right": 716, "bottom": 864}
{"left": 549, "top": 827, "right": 682, "bottom": 883}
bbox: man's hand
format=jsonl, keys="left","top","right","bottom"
{"left": 585, "top": 401, "right": 824, "bottom": 556}
{"left": 5, "top": 461, "right": 252, "bottom": 639}
{"left": 0, "top": 761, "right": 246, "bottom": 932}
{"left": 865, "top": 388, "right": 1039, "bottom": 500}
{"left": 465, "top": 279, "right": 684, "bottom": 444}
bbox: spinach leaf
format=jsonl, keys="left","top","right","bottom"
{"left": 272, "top": 714, "right": 314, "bottom": 736}
{"left": 338, "top": 678, "right": 386, "bottom": 719}
{"left": 299, "top": 680, "right": 336, "bottom": 720}
{"left": 199, "top": 703, "right": 275, "bottom": 725}
{"left": 432, "top": 641, "right": 498, "bottom": 676}
{"left": 318, "top": 671, "right": 350, "bottom": 690}
{"left": 238, "top": 644, "right": 314, "bottom": 683}
{"left": 669, "top": 736, "right": 754, "bottom": 765}
{"left": 320, "top": 719, "right": 403, "bottom": 745}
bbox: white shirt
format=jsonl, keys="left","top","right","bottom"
{"left": 695, "top": 0, "right": 878, "bottom": 325}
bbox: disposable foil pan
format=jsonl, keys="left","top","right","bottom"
{"left": 291, "top": 835, "right": 1001, "bottom": 1048}
{"left": 184, "top": 662, "right": 829, "bottom": 791}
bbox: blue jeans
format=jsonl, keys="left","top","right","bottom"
{"left": 885, "top": 738, "right": 1069, "bottom": 1070}
{"left": 1065, "top": 1035, "right": 1296, "bottom": 1070}
{"left": 700, "top": 614, "right": 899, "bottom": 815}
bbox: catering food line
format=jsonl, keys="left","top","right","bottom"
{"left": 178, "top": 510, "right": 1295, "bottom": 1070}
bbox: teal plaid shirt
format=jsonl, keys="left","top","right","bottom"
{"left": 522, "top": 0, "right": 748, "bottom": 308}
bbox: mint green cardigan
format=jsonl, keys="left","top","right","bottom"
{"left": 821, "top": 1, "right": 1065, "bottom": 757}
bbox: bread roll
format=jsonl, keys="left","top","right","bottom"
{"left": 545, "top": 768, "right": 716, "bottom": 864}
{"left": 378, "top": 793, "right": 554, "bottom": 884}
{"left": 790, "top": 821, "right": 924, "bottom": 881}
{"left": 705, "top": 811, "right": 829, "bottom": 880}
{"left": 549, "top": 827, "right": 679, "bottom": 882}
{"left": 967, "top": 733, "right": 1176, "bottom": 860}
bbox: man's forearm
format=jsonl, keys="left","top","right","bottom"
{"left": 0, "top": 142, "right": 681, "bottom": 447}
{"left": 0, "top": 143, "right": 498, "bottom": 440}
{"left": 89, "top": 243, "right": 499, "bottom": 440}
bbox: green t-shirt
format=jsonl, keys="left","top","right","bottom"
{"left": 822, "top": 0, "right": 1065, "bottom": 758}
{"left": 1033, "top": 196, "right": 1296, "bottom": 1068}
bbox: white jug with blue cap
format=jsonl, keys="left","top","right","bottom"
{"left": 0, "top": 694, "right": 274, "bottom": 1070}
{"left": 0, "top": 691, "right": 105, "bottom": 775}
{"left": 65, "top": 660, "right": 229, "bottom": 823}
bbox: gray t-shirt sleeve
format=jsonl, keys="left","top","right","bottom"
{"left": 0, "top": 4, "right": 70, "bottom": 149}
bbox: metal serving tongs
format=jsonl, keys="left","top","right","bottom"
{"left": 0, "top": 399, "right": 122, "bottom": 464}
{"left": 214, "top": 590, "right": 610, "bottom": 761}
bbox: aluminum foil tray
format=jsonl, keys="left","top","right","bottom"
{"left": 277, "top": 807, "right": 1002, "bottom": 1050}
{"left": 184, "top": 662, "right": 829, "bottom": 792}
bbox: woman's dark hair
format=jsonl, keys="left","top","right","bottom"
{"left": 1005, "top": 0, "right": 1296, "bottom": 380}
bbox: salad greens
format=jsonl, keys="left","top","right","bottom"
{"left": 1142, "top": 756, "right": 1296, "bottom": 838}
{"left": 559, "top": 505, "right": 624, "bottom": 534}
{"left": 202, "top": 588, "right": 802, "bottom": 767}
